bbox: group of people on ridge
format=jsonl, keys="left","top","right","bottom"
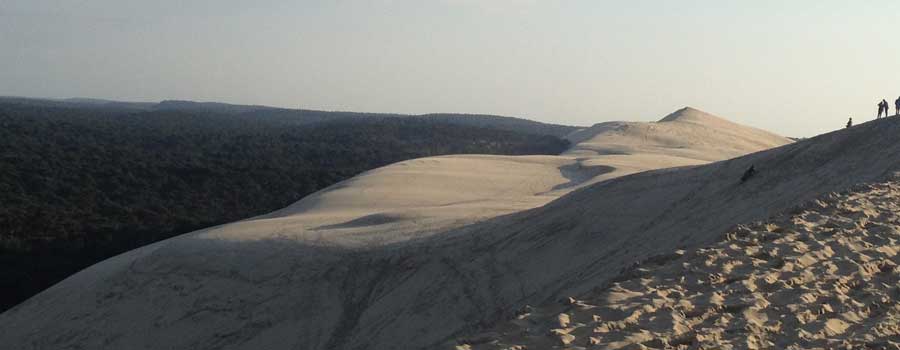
{"left": 877, "top": 97, "right": 900, "bottom": 118}
{"left": 848, "top": 97, "right": 900, "bottom": 128}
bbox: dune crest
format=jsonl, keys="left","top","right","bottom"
{"left": 658, "top": 106, "right": 727, "bottom": 123}
{"left": 565, "top": 107, "right": 789, "bottom": 163}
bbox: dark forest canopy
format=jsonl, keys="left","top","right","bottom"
{"left": 0, "top": 96, "right": 580, "bottom": 137}
{"left": 0, "top": 100, "right": 573, "bottom": 312}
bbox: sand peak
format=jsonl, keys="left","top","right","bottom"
{"left": 658, "top": 106, "right": 728, "bottom": 124}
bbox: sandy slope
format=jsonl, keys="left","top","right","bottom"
{"left": 458, "top": 179, "right": 900, "bottom": 349}
{"left": 0, "top": 108, "right": 806, "bottom": 350}
{"left": 199, "top": 155, "right": 583, "bottom": 247}
{"left": 237, "top": 107, "right": 790, "bottom": 247}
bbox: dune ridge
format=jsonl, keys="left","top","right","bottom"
{"left": 248, "top": 107, "right": 791, "bottom": 248}
{"left": 456, "top": 178, "right": 900, "bottom": 349}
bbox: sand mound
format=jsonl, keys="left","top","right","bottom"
{"left": 457, "top": 179, "right": 900, "bottom": 349}
{"left": 565, "top": 107, "right": 789, "bottom": 163}
{"left": 658, "top": 106, "right": 732, "bottom": 124}
{"left": 0, "top": 109, "right": 813, "bottom": 350}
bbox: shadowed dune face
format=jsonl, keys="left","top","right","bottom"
{"left": 312, "top": 213, "right": 407, "bottom": 230}
{"left": 0, "top": 108, "right": 808, "bottom": 350}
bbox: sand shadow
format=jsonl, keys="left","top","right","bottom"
{"left": 311, "top": 213, "right": 405, "bottom": 231}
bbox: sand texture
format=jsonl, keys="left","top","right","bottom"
{"left": 454, "top": 179, "right": 900, "bottom": 349}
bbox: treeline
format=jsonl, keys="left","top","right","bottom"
{"left": 0, "top": 102, "right": 569, "bottom": 312}
{"left": 0, "top": 97, "right": 581, "bottom": 137}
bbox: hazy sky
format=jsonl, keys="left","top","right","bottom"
{"left": 2, "top": 1, "right": 899, "bottom": 136}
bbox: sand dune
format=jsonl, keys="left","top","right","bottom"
{"left": 202, "top": 155, "right": 583, "bottom": 247}
{"left": 458, "top": 178, "right": 900, "bottom": 349}
{"left": 0, "top": 108, "right": 822, "bottom": 350}
{"left": 566, "top": 107, "right": 789, "bottom": 161}
{"left": 236, "top": 107, "right": 790, "bottom": 247}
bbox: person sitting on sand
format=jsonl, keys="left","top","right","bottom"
{"left": 740, "top": 165, "right": 757, "bottom": 183}
{"left": 847, "top": 117, "right": 853, "bottom": 128}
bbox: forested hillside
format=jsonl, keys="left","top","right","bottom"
{"left": 0, "top": 101, "right": 570, "bottom": 312}
{"left": 0, "top": 97, "right": 581, "bottom": 137}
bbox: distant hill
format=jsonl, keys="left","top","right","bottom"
{"left": 0, "top": 96, "right": 580, "bottom": 137}
{"left": 62, "top": 98, "right": 155, "bottom": 109}
{"left": 419, "top": 113, "right": 578, "bottom": 138}
{"left": 0, "top": 96, "right": 155, "bottom": 111}
{"left": 153, "top": 100, "right": 276, "bottom": 114}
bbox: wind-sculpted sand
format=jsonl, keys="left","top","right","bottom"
{"left": 245, "top": 107, "right": 790, "bottom": 247}
{"left": 456, "top": 180, "right": 900, "bottom": 350}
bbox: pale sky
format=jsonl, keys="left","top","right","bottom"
{"left": 2, "top": 0, "right": 899, "bottom": 137}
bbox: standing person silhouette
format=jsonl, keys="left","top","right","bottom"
{"left": 895, "top": 96, "right": 900, "bottom": 116}
{"left": 878, "top": 99, "right": 888, "bottom": 118}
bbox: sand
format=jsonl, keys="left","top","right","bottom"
{"left": 237, "top": 107, "right": 791, "bottom": 247}
{"left": 454, "top": 179, "right": 900, "bottom": 349}
{"left": 14, "top": 107, "right": 890, "bottom": 350}
{"left": 194, "top": 154, "right": 583, "bottom": 247}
